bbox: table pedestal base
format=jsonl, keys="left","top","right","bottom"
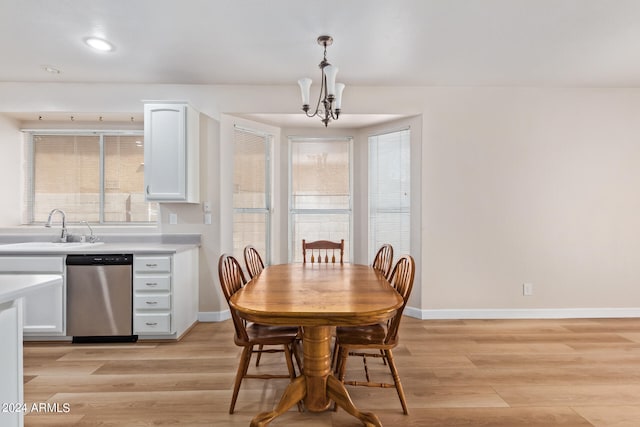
{"left": 250, "top": 326, "right": 382, "bottom": 427}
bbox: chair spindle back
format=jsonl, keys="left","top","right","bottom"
{"left": 243, "top": 245, "right": 265, "bottom": 279}
{"left": 372, "top": 244, "right": 394, "bottom": 279}
{"left": 218, "top": 254, "right": 250, "bottom": 342}
{"left": 302, "top": 239, "right": 344, "bottom": 264}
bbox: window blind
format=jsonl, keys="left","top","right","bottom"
{"left": 369, "top": 129, "right": 411, "bottom": 259}
{"left": 233, "top": 126, "right": 271, "bottom": 262}
{"left": 290, "top": 137, "right": 352, "bottom": 262}
{"left": 23, "top": 131, "right": 154, "bottom": 225}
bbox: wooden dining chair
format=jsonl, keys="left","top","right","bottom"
{"left": 372, "top": 244, "right": 394, "bottom": 279}
{"left": 217, "top": 254, "right": 302, "bottom": 414}
{"left": 333, "top": 254, "right": 415, "bottom": 415}
{"left": 243, "top": 245, "right": 265, "bottom": 279}
{"left": 302, "top": 239, "right": 344, "bottom": 264}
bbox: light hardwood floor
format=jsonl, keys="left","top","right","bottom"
{"left": 22, "top": 317, "right": 640, "bottom": 426}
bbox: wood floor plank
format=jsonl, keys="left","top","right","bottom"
{"left": 92, "top": 357, "right": 241, "bottom": 374}
{"left": 24, "top": 360, "right": 104, "bottom": 376}
{"left": 24, "top": 373, "right": 236, "bottom": 394}
{"left": 494, "top": 384, "right": 640, "bottom": 406}
{"left": 376, "top": 407, "right": 594, "bottom": 427}
{"left": 432, "top": 366, "right": 640, "bottom": 386}
{"left": 468, "top": 352, "right": 640, "bottom": 368}
{"left": 573, "top": 405, "right": 640, "bottom": 427}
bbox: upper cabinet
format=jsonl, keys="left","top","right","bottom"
{"left": 144, "top": 102, "right": 200, "bottom": 203}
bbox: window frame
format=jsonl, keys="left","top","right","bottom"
{"left": 24, "top": 129, "right": 150, "bottom": 225}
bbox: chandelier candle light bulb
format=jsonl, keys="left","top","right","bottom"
{"left": 324, "top": 65, "right": 338, "bottom": 98}
{"left": 298, "top": 77, "right": 312, "bottom": 107}
{"left": 334, "top": 83, "right": 345, "bottom": 110}
{"left": 298, "top": 35, "right": 345, "bottom": 127}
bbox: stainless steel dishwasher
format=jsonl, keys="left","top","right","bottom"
{"left": 66, "top": 254, "right": 137, "bottom": 342}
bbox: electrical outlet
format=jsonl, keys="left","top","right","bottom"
{"left": 169, "top": 213, "right": 178, "bottom": 225}
{"left": 523, "top": 283, "right": 533, "bottom": 296}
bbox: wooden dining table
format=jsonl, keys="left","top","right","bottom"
{"left": 230, "top": 263, "right": 404, "bottom": 427}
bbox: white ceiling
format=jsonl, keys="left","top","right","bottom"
{"left": 3, "top": 0, "right": 640, "bottom": 127}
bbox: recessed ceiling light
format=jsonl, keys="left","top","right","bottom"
{"left": 84, "top": 37, "right": 114, "bottom": 52}
{"left": 42, "top": 65, "right": 61, "bottom": 74}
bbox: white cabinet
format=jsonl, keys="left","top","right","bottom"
{"left": 144, "top": 102, "right": 200, "bottom": 203}
{"left": 0, "top": 257, "right": 65, "bottom": 336}
{"left": 133, "top": 248, "right": 198, "bottom": 339}
{"left": 0, "top": 298, "right": 23, "bottom": 427}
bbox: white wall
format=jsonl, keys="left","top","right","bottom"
{"left": 2, "top": 83, "right": 640, "bottom": 318}
{"left": 420, "top": 87, "right": 640, "bottom": 317}
{"left": 0, "top": 114, "right": 23, "bottom": 226}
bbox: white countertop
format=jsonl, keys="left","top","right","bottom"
{"left": 0, "top": 274, "right": 61, "bottom": 304}
{"left": 0, "top": 242, "right": 198, "bottom": 255}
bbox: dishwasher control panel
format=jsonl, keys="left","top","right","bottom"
{"left": 66, "top": 254, "right": 133, "bottom": 265}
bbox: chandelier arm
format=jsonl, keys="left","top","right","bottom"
{"left": 304, "top": 68, "right": 328, "bottom": 118}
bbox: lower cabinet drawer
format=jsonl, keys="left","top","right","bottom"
{"left": 134, "top": 313, "right": 171, "bottom": 334}
{"left": 134, "top": 275, "right": 171, "bottom": 291}
{"left": 134, "top": 294, "right": 171, "bottom": 310}
{"left": 134, "top": 256, "right": 171, "bottom": 273}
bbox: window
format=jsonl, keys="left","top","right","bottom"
{"left": 25, "top": 132, "right": 157, "bottom": 224}
{"left": 289, "top": 137, "right": 352, "bottom": 262}
{"left": 369, "top": 129, "right": 411, "bottom": 259}
{"left": 233, "top": 126, "right": 271, "bottom": 262}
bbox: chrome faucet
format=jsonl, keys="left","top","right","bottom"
{"left": 45, "top": 209, "right": 68, "bottom": 242}
{"left": 81, "top": 220, "right": 97, "bottom": 243}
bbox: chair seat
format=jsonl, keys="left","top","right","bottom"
{"left": 244, "top": 323, "right": 299, "bottom": 345}
{"left": 336, "top": 323, "right": 388, "bottom": 346}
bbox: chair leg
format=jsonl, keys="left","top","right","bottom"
{"left": 255, "top": 344, "right": 264, "bottom": 366}
{"left": 292, "top": 340, "right": 303, "bottom": 375}
{"left": 385, "top": 349, "right": 409, "bottom": 415}
{"left": 229, "top": 345, "right": 253, "bottom": 414}
{"left": 331, "top": 342, "right": 340, "bottom": 372}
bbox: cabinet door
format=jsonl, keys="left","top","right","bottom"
{"left": 144, "top": 104, "right": 187, "bottom": 201}
{"left": 23, "top": 277, "right": 64, "bottom": 335}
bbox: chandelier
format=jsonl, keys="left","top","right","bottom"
{"left": 297, "top": 35, "right": 345, "bottom": 127}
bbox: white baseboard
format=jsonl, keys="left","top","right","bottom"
{"left": 199, "top": 306, "right": 640, "bottom": 323}
{"left": 198, "top": 310, "right": 230, "bottom": 322}
{"left": 404, "top": 306, "right": 640, "bottom": 320}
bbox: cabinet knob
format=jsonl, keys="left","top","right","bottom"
{"left": 145, "top": 322, "right": 158, "bottom": 326}
{"left": 145, "top": 301, "right": 158, "bottom": 305}
{"left": 146, "top": 282, "right": 158, "bottom": 287}
{"left": 146, "top": 263, "right": 158, "bottom": 268}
